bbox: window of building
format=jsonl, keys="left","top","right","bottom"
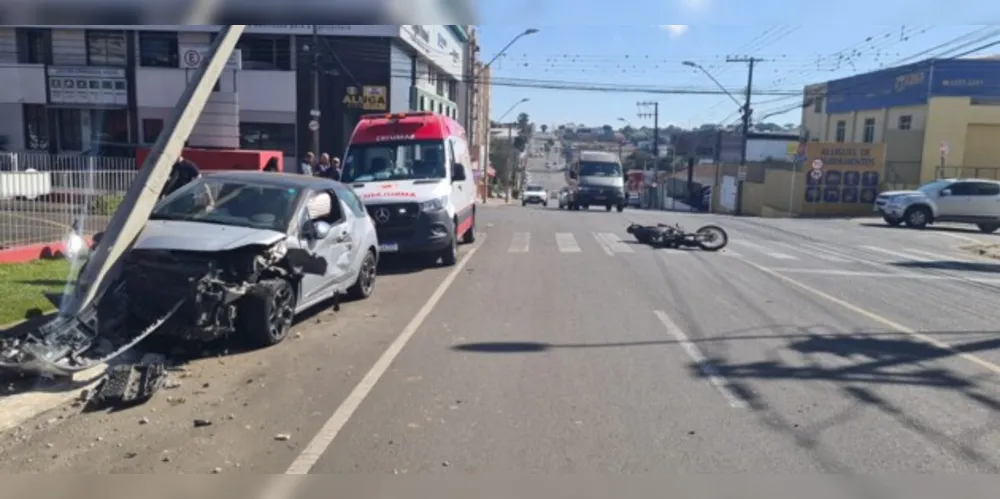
{"left": 813, "top": 96, "right": 823, "bottom": 113}
{"left": 89, "top": 109, "right": 129, "bottom": 146}
{"left": 16, "top": 28, "right": 51, "bottom": 64}
{"left": 419, "top": 96, "right": 426, "bottom": 111}
{"left": 22, "top": 104, "right": 49, "bottom": 151}
{"left": 237, "top": 35, "right": 291, "bottom": 70}
{"left": 142, "top": 118, "right": 164, "bottom": 144}
{"left": 436, "top": 78, "right": 446, "bottom": 97}
{"left": 239, "top": 123, "right": 295, "bottom": 156}
{"left": 86, "top": 30, "right": 127, "bottom": 66}
{"left": 139, "top": 31, "right": 179, "bottom": 67}
{"left": 447, "top": 80, "right": 457, "bottom": 102}
{"left": 835, "top": 121, "right": 846, "bottom": 143}
{"left": 898, "top": 115, "right": 912, "bottom": 131}
{"left": 56, "top": 108, "right": 83, "bottom": 151}
{"left": 862, "top": 118, "right": 876, "bottom": 143}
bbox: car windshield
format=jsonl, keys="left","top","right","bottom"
{"left": 150, "top": 176, "right": 301, "bottom": 231}
{"left": 342, "top": 140, "right": 447, "bottom": 183}
{"left": 916, "top": 180, "right": 953, "bottom": 193}
{"left": 526, "top": 185, "right": 544, "bottom": 192}
{"left": 579, "top": 161, "right": 622, "bottom": 177}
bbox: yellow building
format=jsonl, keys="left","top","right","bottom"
{"left": 801, "top": 58, "right": 1000, "bottom": 187}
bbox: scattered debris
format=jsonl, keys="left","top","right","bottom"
{"left": 212, "top": 467, "right": 222, "bottom": 474}
{"left": 139, "top": 417, "right": 150, "bottom": 425}
{"left": 274, "top": 433, "right": 291, "bottom": 441}
{"left": 193, "top": 419, "right": 213, "bottom": 428}
{"left": 88, "top": 362, "right": 167, "bottom": 410}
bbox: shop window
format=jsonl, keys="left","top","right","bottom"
{"left": 897, "top": 115, "right": 912, "bottom": 131}
{"left": 139, "top": 31, "right": 179, "bottom": 67}
{"left": 835, "top": 121, "right": 846, "bottom": 143}
{"left": 56, "top": 108, "right": 83, "bottom": 151}
{"left": 862, "top": 118, "right": 875, "bottom": 143}
{"left": 17, "top": 28, "right": 51, "bottom": 64}
{"left": 142, "top": 118, "right": 164, "bottom": 144}
{"left": 22, "top": 104, "right": 49, "bottom": 151}
{"left": 237, "top": 35, "right": 291, "bottom": 70}
{"left": 86, "top": 29, "right": 127, "bottom": 66}
{"left": 239, "top": 122, "right": 295, "bottom": 156}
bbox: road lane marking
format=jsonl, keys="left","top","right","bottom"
{"left": 592, "top": 232, "right": 615, "bottom": 256}
{"left": 282, "top": 236, "right": 485, "bottom": 474}
{"left": 903, "top": 247, "right": 980, "bottom": 263}
{"left": 731, "top": 239, "right": 797, "bottom": 260}
{"left": 862, "top": 245, "right": 934, "bottom": 262}
{"left": 598, "top": 232, "right": 633, "bottom": 253}
{"left": 786, "top": 242, "right": 851, "bottom": 263}
{"left": 740, "top": 259, "right": 1000, "bottom": 377}
{"left": 721, "top": 250, "right": 744, "bottom": 258}
{"left": 654, "top": 310, "right": 747, "bottom": 409}
{"left": 555, "top": 232, "right": 581, "bottom": 253}
{"left": 508, "top": 232, "right": 530, "bottom": 253}
{"left": 767, "top": 267, "right": 1000, "bottom": 283}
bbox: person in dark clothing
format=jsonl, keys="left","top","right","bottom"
{"left": 161, "top": 156, "right": 201, "bottom": 199}
{"left": 263, "top": 157, "right": 280, "bottom": 172}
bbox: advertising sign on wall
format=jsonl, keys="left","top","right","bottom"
{"left": 802, "top": 143, "right": 884, "bottom": 213}
{"left": 399, "top": 25, "right": 464, "bottom": 80}
{"left": 47, "top": 67, "right": 127, "bottom": 106}
{"left": 343, "top": 86, "right": 388, "bottom": 111}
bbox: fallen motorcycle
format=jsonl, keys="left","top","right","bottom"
{"left": 625, "top": 222, "right": 728, "bottom": 251}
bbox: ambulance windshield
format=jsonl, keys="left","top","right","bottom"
{"left": 342, "top": 140, "right": 447, "bottom": 183}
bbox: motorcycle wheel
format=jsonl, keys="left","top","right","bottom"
{"left": 695, "top": 225, "right": 728, "bottom": 251}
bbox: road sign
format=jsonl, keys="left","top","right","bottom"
{"left": 310, "top": 109, "right": 321, "bottom": 118}
{"left": 182, "top": 49, "right": 202, "bottom": 67}
{"left": 811, "top": 159, "right": 823, "bottom": 170}
{"left": 810, "top": 169, "right": 823, "bottom": 180}
{"left": 307, "top": 120, "right": 319, "bottom": 131}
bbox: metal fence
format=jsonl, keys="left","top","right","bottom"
{"left": 936, "top": 165, "right": 1000, "bottom": 180}
{"left": 0, "top": 152, "right": 137, "bottom": 250}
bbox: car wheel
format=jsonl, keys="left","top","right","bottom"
{"left": 461, "top": 209, "right": 477, "bottom": 244}
{"left": 977, "top": 223, "right": 1000, "bottom": 234}
{"left": 605, "top": 205, "right": 612, "bottom": 211}
{"left": 903, "top": 205, "right": 931, "bottom": 229}
{"left": 521, "top": 201, "right": 526, "bottom": 207}
{"left": 346, "top": 249, "right": 377, "bottom": 300}
{"left": 617, "top": 205, "right": 624, "bottom": 213}
{"left": 883, "top": 216, "right": 902, "bottom": 227}
{"left": 241, "top": 278, "right": 295, "bottom": 348}
{"left": 440, "top": 232, "right": 458, "bottom": 266}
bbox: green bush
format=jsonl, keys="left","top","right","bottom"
{"left": 89, "top": 193, "right": 125, "bottom": 216}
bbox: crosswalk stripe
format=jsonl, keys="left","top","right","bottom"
{"left": 591, "top": 233, "right": 615, "bottom": 255}
{"left": 730, "top": 239, "right": 797, "bottom": 260}
{"left": 508, "top": 232, "right": 530, "bottom": 253}
{"left": 555, "top": 232, "right": 581, "bottom": 253}
{"left": 597, "top": 232, "right": 633, "bottom": 253}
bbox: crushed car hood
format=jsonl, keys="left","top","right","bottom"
{"left": 135, "top": 220, "right": 286, "bottom": 252}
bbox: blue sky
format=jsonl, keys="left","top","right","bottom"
{"left": 474, "top": 1, "right": 996, "bottom": 129}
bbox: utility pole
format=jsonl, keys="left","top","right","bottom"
{"left": 726, "top": 56, "right": 763, "bottom": 216}
{"left": 310, "top": 24, "right": 321, "bottom": 162}
{"left": 637, "top": 101, "right": 659, "bottom": 209}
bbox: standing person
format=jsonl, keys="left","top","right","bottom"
{"left": 300, "top": 152, "right": 315, "bottom": 176}
{"left": 315, "top": 153, "right": 332, "bottom": 177}
{"left": 328, "top": 157, "right": 342, "bottom": 181}
{"left": 160, "top": 155, "right": 201, "bottom": 200}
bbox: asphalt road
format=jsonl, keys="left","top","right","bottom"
{"left": 4, "top": 197, "right": 1000, "bottom": 474}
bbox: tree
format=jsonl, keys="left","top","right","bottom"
{"left": 489, "top": 139, "right": 518, "bottom": 188}
{"left": 540, "top": 124, "right": 548, "bottom": 133}
{"left": 601, "top": 124, "right": 614, "bottom": 135}
{"left": 546, "top": 138, "right": 555, "bottom": 148}
{"left": 516, "top": 112, "right": 532, "bottom": 139}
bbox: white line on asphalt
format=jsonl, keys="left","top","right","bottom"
{"left": 508, "top": 232, "right": 530, "bottom": 253}
{"left": 739, "top": 259, "right": 1000, "bottom": 377}
{"left": 861, "top": 245, "right": 934, "bottom": 262}
{"left": 653, "top": 310, "right": 747, "bottom": 409}
{"left": 555, "top": 232, "right": 581, "bottom": 253}
{"left": 282, "top": 237, "right": 485, "bottom": 475}
{"left": 934, "top": 231, "right": 984, "bottom": 245}
{"left": 780, "top": 242, "right": 850, "bottom": 263}
{"left": 902, "top": 247, "right": 977, "bottom": 262}
{"left": 721, "top": 250, "right": 744, "bottom": 258}
{"left": 599, "top": 232, "right": 633, "bottom": 253}
{"left": 766, "top": 267, "right": 1000, "bottom": 283}
{"left": 592, "top": 232, "right": 615, "bottom": 256}
{"left": 730, "top": 239, "right": 797, "bottom": 260}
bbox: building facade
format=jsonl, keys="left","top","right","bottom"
{"left": 0, "top": 24, "right": 469, "bottom": 163}
{"left": 801, "top": 58, "right": 1000, "bottom": 186}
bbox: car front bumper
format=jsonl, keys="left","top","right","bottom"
{"left": 370, "top": 207, "right": 455, "bottom": 255}
{"left": 574, "top": 190, "right": 625, "bottom": 205}
{"left": 523, "top": 195, "right": 547, "bottom": 204}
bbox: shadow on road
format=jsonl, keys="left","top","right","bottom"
{"left": 891, "top": 261, "right": 1000, "bottom": 273}
{"left": 858, "top": 222, "right": 1000, "bottom": 237}
{"left": 453, "top": 326, "right": 1000, "bottom": 471}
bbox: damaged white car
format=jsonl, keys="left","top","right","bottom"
{"left": 1, "top": 171, "right": 380, "bottom": 375}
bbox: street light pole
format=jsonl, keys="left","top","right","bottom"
{"left": 726, "top": 56, "right": 763, "bottom": 216}
{"left": 496, "top": 97, "right": 529, "bottom": 202}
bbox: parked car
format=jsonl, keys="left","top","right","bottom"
{"left": 557, "top": 187, "right": 571, "bottom": 209}
{"left": 522, "top": 184, "right": 548, "bottom": 207}
{"left": 875, "top": 178, "right": 1000, "bottom": 232}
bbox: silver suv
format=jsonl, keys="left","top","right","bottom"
{"left": 875, "top": 178, "right": 1000, "bottom": 233}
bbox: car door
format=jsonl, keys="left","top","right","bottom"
{"left": 332, "top": 183, "right": 369, "bottom": 274}
{"left": 936, "top": 181, "right": 975, "bottom": 217}
{"left": 966, "top": 181, "right": 1000, "bottom": 218}
{"left": 298, "top": 190, "right": 354, "bottom": 304}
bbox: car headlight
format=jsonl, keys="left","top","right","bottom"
{"left": 419, "top": 196, "right": 448, "bottom": 211}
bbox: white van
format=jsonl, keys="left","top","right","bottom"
{"left": 342, "top": 111, "right": 477, "bottom": 266}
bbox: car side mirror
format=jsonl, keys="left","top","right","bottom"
{"left": 940, "top": 189, "right": 951, "bottom": 197}
{"left": 304, "top": 220, "right": 332, "bottom": 239}
{"left": 452, "top": 163, "right": 466, "bottom": 182}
